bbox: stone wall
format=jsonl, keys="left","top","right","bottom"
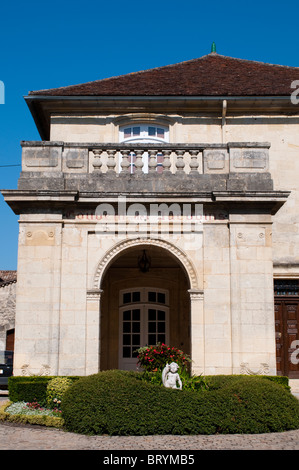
{"left": 0, "top": 282, "right": 16, "bottom": 351}
{"left": 48, "top": 113, "right": 299, "bottom": 270}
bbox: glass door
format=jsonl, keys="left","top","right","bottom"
{"left": 119, "top": 288, "right": 169, "bottom": 370}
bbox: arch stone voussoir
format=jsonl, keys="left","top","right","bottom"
{"left": 93, "top": 237, "right": 199, "bottom": 290}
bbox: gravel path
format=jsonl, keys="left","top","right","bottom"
{"left": 0, "top": 421, "right": 299, "bottom": 451}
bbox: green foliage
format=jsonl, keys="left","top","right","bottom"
{"left": 8, "top": 379, "right": 49, "bottom": 405}
{"left": 61, "top": 370, "right": 299, "bottom": 436}
{"left": 260, "top": 375, "right": 290, "bottom": 390}
{"left": 181, "top": 372, "right": 210, "bottom": 392}
{"left": 46, "top": 377, "right": 73, "bottom": 409}
{"left": 8, "top": 375, "right": 80, "bottom": 404}
{"left": 204, "top": 374, "right": 290, "bottom": 391}
{"left": 136, "top": 343, "right": 191, "bottom": 373}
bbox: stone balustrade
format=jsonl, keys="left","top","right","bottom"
{"left": 20, "top": 141, "right": 270, "bottom": 176}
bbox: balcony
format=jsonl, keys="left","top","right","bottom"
{"left": 17, "top": 141, "right": 274, "bottom": 194}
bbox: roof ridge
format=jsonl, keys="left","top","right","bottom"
{"left": 213, "top": 53, "right": 299, "bottom": 70}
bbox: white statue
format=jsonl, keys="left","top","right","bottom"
{"left": 162, "top": 362, "right": 182, "bottom": 390}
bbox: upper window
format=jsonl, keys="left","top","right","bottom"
{"left": 119, "top": 124, "right": 169, "bottom": 173}
{"left": 120, "top": 124, "right": 169, "bottom": 143}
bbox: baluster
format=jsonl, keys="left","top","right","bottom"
{"left": 189, "top": 150, "right": 199, "bottom": 174}
{"left": 106, "top": 149, "right": 117, "bottom": 173}
{"left": 162, "top": 150, "right": 172, "bottom": 174}
{"left": 148, "top": 149, "right": 157, "bottom": 173}
{"left": 175, "top": 150, "right": 185, "bottom": 174}
{"left": 134, "top": 149, "right": 144, "bottom": 174}
{"left": 120, "top": 149, "right": 131, "bottom": 174}
{"left": 92, "top": 149, "right": 103, "bottom": 173}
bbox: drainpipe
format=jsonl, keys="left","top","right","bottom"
{"left": 221, "top": 99, "right": 227, "bottom": 144}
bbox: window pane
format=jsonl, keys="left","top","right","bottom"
{"left": 148, "top": 334, "right": 156, "bottom": 345}
{"left": 133, "top": 127, "right": 140, "bottom": 136}
{"left": 123, "top": 334, "right": 131, "bottom": 345}
{"left": 158, "top": 322, "right": 165, "bottom": 333}
{"left": 132, "top": 309, "right": 140, "bottom": 321}
{"left": 157, "top": 128, "right": 165, "bottom": 138}
{"left": 132, "top": 291, "right": 141, "bottom": 302}
{"left": 123, "top": 293, "right": 131, "bottom": 304}
{"left": 148, "top": 127, "right": 156, "bottom": 136}
{"left": 157, "top": 293, "right": 166, "bottom": 304}
{"left": 274, "top": 279, "right": 299, "bottom": 296}
{"left": 148, "top": 309, "right": 156, "bottom": 321}
{"left": 123, "top": 310, "right": 131, "bottom": 321}
{"left": 132, "top": 334, "right": 140, "bottom": 346}
{"left": 124, "top": 128, "right": 131, "bottom": 138}
{"left": 123, "top": 322, "right": 131, "bottom": 333}
{"left": 158, "top": 334, "right": 165, "bottom": 343}
{"left": 148, "top": 322, "right": 156, "bottom": 333}
{"left": 158, "top": 310, "right": 165, "bottom": 321}
{"left": 123, "top": 347, "right": 131, "bottom": 358}
{"left": 132, "top": 322, "right": 140, "bottom": 333}
{"left": 148, "top": 291, "right": 156, "bottom": 302}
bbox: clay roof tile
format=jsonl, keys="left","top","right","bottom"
{"left": 28, "top": 54, "right": 299, "bottom": 97}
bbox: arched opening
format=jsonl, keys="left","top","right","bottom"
{"left": 99, "top": 244, "right": 191, "bottom": 370}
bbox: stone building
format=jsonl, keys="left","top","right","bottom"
{"left": 0, "top": 271, "right": 16, "bottom": 352}
{"left": 2, "top": 48, "right": 299, "bottom": 381}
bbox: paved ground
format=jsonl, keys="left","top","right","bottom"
{"left": 0, "top": 420, "right": 299, "bottom": 451}
{"left": 1, "top": 396, "right": 299, "bottom": 451}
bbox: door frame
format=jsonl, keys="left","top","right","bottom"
{"left": 118, "top": 287, "right": 169, "bottom": 370}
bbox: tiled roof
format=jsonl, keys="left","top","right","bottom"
{"left": 0, "top": 270, "right": 17, "bottom": 286}
{"left": 28, "top": 53, "right": 299, "bottom": 97}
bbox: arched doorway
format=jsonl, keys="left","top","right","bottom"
{"left": 99, "top": 244, "right": 191, "bottom": 370}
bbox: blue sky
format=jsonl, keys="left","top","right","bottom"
{"left": 1, "top": 0, "right": 299, "bottom": 269}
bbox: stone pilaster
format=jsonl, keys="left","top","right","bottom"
{"left": 86, "top": 288, "right": 103, "bottom": 375}
{"left": 188, "top": 289, "right": 204, "bottom": 375}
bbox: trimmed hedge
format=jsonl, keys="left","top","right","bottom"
{"left": 61, "top": 370, "right": 299, "bottom": 436}
{"left": 8, "top": 376, "right": 80, "bottom": 404}
{"left": 204, "top": 374, "right": 290, "bottom": 391}
{"left": 8, "top": 373, "right": 289, "bottom": 404}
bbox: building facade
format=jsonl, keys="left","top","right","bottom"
{"left": 2, "top": 50, "right": 299, "bottom": 379}
{"left": 0, "top": 271, "right": 16, "bottom": 353}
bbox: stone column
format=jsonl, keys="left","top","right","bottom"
{"left": 188, "top": 289, "right": 205, "bottom": 375}
{"left": 86, "top": 288, "right": 103, "bottom": 375}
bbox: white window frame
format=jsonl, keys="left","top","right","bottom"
{"left": 118, "top": 287, "right": 169, "bottom": 370}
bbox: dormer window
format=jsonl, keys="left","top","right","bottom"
{"left": 119, "top": 124, "right": 169, "bottom": 173}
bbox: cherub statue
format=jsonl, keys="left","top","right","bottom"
{"left": 162, "top": 362, "right": 182, "bottom": 390}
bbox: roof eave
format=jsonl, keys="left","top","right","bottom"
{"left": 24, "top": 94, "right": 298, "bottom": 142}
